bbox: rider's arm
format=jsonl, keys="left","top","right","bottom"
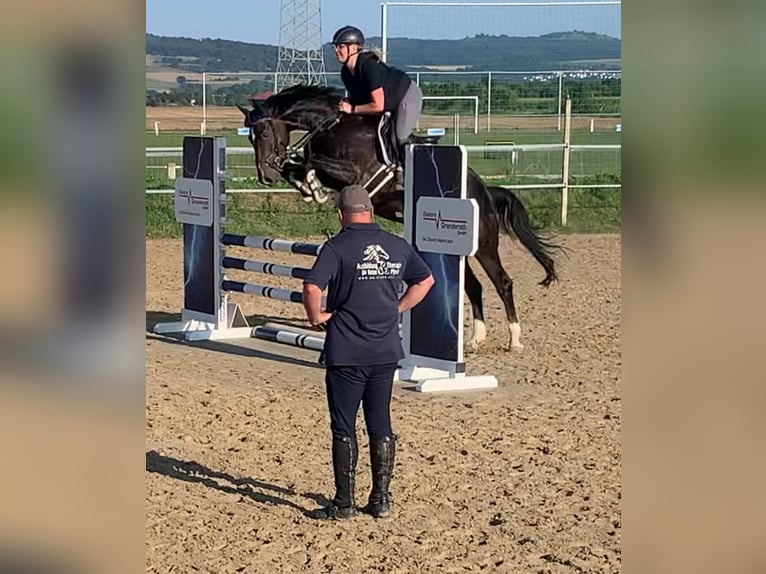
{"left": 353, "top": 59, "right": 386, "bottom": 114}
{"left": 353, "top": 87, "right": 385, "bottom": 113}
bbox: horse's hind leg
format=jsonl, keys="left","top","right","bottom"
{"left": 464, "top": 261, "right": 487, "bottom": 350}
{"left": 475, "top": 244, "right": 523, "bottom": 351}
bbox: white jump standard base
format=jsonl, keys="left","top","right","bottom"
{"left": 395, "top": 365, "right": 498, "bottom": 393}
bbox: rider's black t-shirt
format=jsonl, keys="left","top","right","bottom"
{"left": 303, "top": 223, "right": 432, "bottom": 366}
{"left": 341, "top": 52, "right": 412, "bottom": 112}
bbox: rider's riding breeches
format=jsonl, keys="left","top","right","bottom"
{"left": 394, "top": 82, "right": 423, "bottom": 144}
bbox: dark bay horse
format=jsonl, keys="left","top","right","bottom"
{"left": 237, "top": 84, "right": 561, "bottom": 350}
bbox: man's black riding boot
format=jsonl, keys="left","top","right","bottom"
{"left": 366, "top": 435, "right": 396, "bottom": 519}
{"left": 325, "top": 434, "right": 358, "bottom": 520}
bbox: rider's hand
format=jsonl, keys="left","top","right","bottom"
{"left": 339, "top": 100, "right": 353, "bottom": 114}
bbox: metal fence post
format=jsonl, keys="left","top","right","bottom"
{"left": 487, "top": 72, "right": 492, "bottom": 132}
{"left": 561, "top": 97, "right": 572, "bottom": 226}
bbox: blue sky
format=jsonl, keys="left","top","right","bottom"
{"left": 146, "top": 0, "right": 621, "bottom": 45}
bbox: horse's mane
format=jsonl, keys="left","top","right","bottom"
{"left": 264, "top": 84, "right": 343, "bottom": 129}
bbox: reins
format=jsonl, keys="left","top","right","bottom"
{"left": 284, "top": 114, "right": 342, "bottom": 162}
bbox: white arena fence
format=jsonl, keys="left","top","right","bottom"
{"left": 146, "top": 141, "right": 620, "bottom": 226}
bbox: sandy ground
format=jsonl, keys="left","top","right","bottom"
{"left": 146, "top": 106, "right": 621, "bottom": 133}
{"left": 146, "top": 233, "right": 621, "bottom": 573}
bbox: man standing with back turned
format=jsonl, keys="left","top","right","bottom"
{"left": 302, "top": 185, "right": 434, "bottom": 520}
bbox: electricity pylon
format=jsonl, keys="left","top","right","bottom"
{"left": 275, "top": 0, "right": 326, "bottom": 91}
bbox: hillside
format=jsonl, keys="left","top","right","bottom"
{"left": 146, "top": 31, "right": 621, "bottom": 75}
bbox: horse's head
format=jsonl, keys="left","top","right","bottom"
{"left": 238, "top": 85, "right": 344, "bottom": 187}
{"left": 237, "top": 100, "right": 291, "bottom": 186}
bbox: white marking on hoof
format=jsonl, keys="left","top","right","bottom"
{"left": 466, "top": 319, "right": 486, "bottom": 351}
{"left": 509, "top": 322, "right": 523, "bottom": 351}
{"left": 297, "top": 183, "right": 314, "bottom": 202}
{"left": 313, "top": 188, "right": 330, "bottom": 203}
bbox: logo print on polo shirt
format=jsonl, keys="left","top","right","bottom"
{"left": 356, "top": 244, "right": 402, "bottom": 279}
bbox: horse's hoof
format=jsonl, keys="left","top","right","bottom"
{"left": 465, "top": 339, "right": 482, "bottom": 353}
{"left": 300, "top": 194, "right": 314, "bottom": 203}
{"left": 508, "top": 323, "right": 523, "bottom": 352}
{"left": 313, "top": 189, "right": 330, "bottom": 203}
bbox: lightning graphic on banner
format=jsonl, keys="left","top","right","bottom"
{"left": 184, "top": 138, "right": 210, "bottom": 290}
{"left": 421, "top": 146, "right": 460, "bottom": 344}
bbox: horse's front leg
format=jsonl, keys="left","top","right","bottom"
{"left": 282, "top": 162, "right": 319, "bottom": 203}
{"left": 304, "top": 168, "right": 331, "bottom": 203}
{"left": 282, "top": 161, "right": 332, "bottom": 204}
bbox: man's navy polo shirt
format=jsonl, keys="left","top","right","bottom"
{"left": 304, "top": 223, "right": 432, "bottom": 367}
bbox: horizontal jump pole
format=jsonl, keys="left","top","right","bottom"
{"left": 222, "top": 257, "right": 311, "bottom": 280}
{"left": 222, "top": 280, "right": 304, "bottom": 303}
{"left": 222, "top": 280, "right": 327, "bottom": 306}
{"left": 264, "top": 321, "right": 326, "bottom": 339}
{"left": 221, "top": 234, "right": 322, "bottom": 257}
{"left": 252, "top": 326, "right": 324, "bottom": 352}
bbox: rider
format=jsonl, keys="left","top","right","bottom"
{"left": 332, "top": 25, "right": 423, "bottom": 187}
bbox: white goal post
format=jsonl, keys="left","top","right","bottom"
{"left": 420, "top": 96, "right": 479, "bottom": 134}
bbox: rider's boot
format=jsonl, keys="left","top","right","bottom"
{"left": 394, "top": 167, "right": 404, "bottom": 190}
{"left": 393, "top": 142, "right": 407, "bottom": 190}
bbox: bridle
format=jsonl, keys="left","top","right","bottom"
{"left": 250, "top": 114, "right": 342, "bottom": 173}
{"left": 249, "top": 118, "right": 287, "bottom": 172}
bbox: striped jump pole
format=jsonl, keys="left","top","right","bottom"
{"left": 222, "top": 257, "right": 311, "bottom": 280}
{"left": 222, "top": 280, "right": 305, "bottom": 303}
{"left": 221, "top": 280, "right": 327, "bottom": 306}
{"left": 252, "top": 326, "right": 324, "bottom": 352}
{"left": 221, "top": 234, "right": 322, "bottom": 257}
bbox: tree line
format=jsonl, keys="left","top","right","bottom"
{"left": 146, "top": 77, "right": 621, "bottom": 115}
{"left": 147, "top": 31, "right": 620, "bottom": 75}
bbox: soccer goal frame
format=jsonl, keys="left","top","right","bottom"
{"left": 420, "top": 96, "right": 479, "bottom": 134}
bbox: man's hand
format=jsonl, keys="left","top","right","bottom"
{"left": 338, "top": 100, "right": 353, "bottom": 114}
{"left": 308, "top": 311, "right": 333, "bottom": 328}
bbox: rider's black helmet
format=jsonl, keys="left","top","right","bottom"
{"left": 332, "top": 26, "right": 365, "bottom": 46}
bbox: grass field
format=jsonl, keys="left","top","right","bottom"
{"left": 146, "top": 125, "right": 620, "bottom": 190}
{"left": 146, "top": 184, "right": 620, "bottom": 239}
{"left": 145, "top": 113, "right": 620, "bottom": 236}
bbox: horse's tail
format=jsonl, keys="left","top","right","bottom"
{"left": 487, "top": 186, "right": 564, "bottom": 287}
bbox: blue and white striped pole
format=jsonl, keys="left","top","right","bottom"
{"left": 252, "top": 326, "right": 324, "bottom": 352}
{"left": 222, "top": 280, "right": 327, "bottom": 306}
{"left": 221, "top": 234, "right": 322, "bottom": 257}
{"left": 222, "top": 257, "right": 311, "bottom": 280}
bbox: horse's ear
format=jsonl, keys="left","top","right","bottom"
{"left": 236, "top": 103, "right": 250, "bottom": 116}
{"left": 250, "top": 99, "right": 268, "bottom": 115}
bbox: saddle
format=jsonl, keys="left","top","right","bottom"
{"left": 376, "top": 112, "right": 403, "bottom": 168}
{"left": 375, "top": 113, "right": 438, "bottom": 165}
